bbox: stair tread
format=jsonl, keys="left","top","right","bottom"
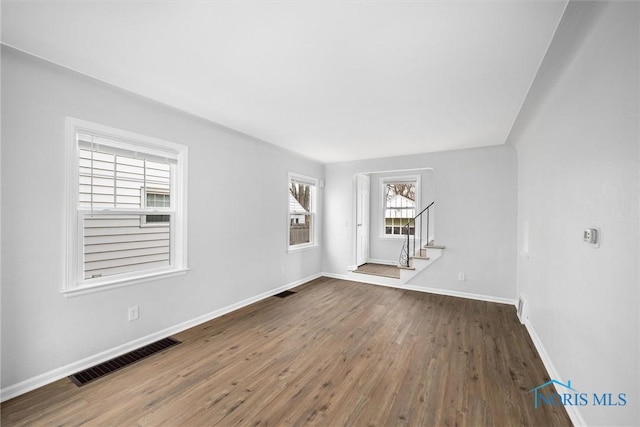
{"left": 424, "top": 244, "right": 446, "bottom": 249}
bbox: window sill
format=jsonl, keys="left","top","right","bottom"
{"left": 288, "top": 243, "right": 319, "bottom": 253}
{"left": 62, "top": 268, "right": 189, "bottom": 297}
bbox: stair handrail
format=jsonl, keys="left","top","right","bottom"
{"left": 399, "top": 201, "right": 434, "bottom": 268}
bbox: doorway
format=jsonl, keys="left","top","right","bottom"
{"left": 355, "top": 174, "right": 370, "bottom": 266}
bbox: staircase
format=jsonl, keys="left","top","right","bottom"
{"left": 348, "top": 202, "right": 445, "bottom": 286}
{"left": 400, "top": 243, "right": 446, "bottom": 270}
{"left": 399, "top": 201, "right": 433, "bottom": 268}
{"left": 348, "top": 244, "right": 445, "bottom": 286}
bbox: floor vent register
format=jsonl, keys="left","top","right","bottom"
{"left": 69, "top": 337, "right": 181, "bottom": 386}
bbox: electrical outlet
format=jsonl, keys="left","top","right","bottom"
{"left": 517, "top": 295, "right": 527, "bottom": 324}
{"left": 280, "top": 266, "right": 285, "bottom": 275}
{"left": 584, "top": 226, "right": 601, "bottom": 248}
{"left": 458, "top": 272, "right": 465, "bottom": 281}
{"left": 128, "top": 305, "right": 139, "bottom": 321}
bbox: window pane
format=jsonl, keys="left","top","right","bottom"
{"left": 289, "top": 182, "right": 312, "bottom": 212}
{"left": 145, "top": 214, "right": 170, "bottom": 223}
{"left": 290, "top": 214, "right": 311, "bottom": 246}
{"left": 83, "top": 214, "right": 171, "bottom": 279}
{"left": 146, "top": 192, "right": 170, "bottom": 208}
{"left": 384, "top": 181, "right": 416, "bottom": 235}
{"left": 289, "top": 175, "right": 316, "bottom": 248}
{"left": 401, "top": 226, "right": 415, "bottom": 236}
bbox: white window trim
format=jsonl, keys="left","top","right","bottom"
{"left": 379, "top": 175, "right": 421, "bottom": 239}
{"left": 64, "top": 117, "right": 188, "bottom": 296}
{"left": 287, "top": 172, "right": 319, "bottom": 252}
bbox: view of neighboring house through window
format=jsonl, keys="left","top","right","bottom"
{"left": 383, "top": 179, "right": 418, "bottom": 236}
{"left": 289, "top": 174, "right": 317, "bottom": 249}
{"left": 66, "top": 118, "right": 187, "bottom": 293}
{"left": 143, "top": 190, "right": 171, "bottom": 224}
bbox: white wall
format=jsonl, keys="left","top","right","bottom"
{"left": 507, "top": 2, "right": 639, "bottom": 425}
{"left": 368, "top": 169, "right": 435, "bottom": 263}
{"left": 0, "top": 47, "right": 323, "bottom": 391}
{"left": 323, "top": 145, "right": 517, "bottom": 301}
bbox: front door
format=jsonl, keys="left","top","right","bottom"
{"left": 356, "top": 174, "right": 370, "bottom": 266}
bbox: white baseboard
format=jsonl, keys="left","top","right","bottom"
{"left": 524, "top": 318, "right": 586, "bottom": 427}
{"left": 403, "top": 283, "right": 517, "bottom": 306}
{"left": 322, "top": 272, "right": 517, "bottom": 306}
{"left": 0, "top": 273, "right": 321, "bottom": 403}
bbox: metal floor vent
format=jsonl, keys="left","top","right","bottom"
{"left": 273, "top": 290, "right": 297, "bottom": 298}
{"left": 69, "top": 337, "right": 181, "bottom": 386}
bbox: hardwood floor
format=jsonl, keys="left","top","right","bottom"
{"left": 354, "top": 263, "right": 401, "bottom": 279}
{"left": 1, "top": 277, "right": 571, "bottom": 426}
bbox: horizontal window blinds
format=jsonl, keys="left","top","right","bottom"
{"left": 78, "top": 145, "right": 172, "bottom": 210}
{"left": 78, "top": 134, "right": 178, "bottom": 165}
{"left": 384, "top": 180, "right": 416, "bottom": 185}
{"left": 290, "top": 176, "right": 317, "bottom": 187}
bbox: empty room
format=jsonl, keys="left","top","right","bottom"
{"left": 1, "top": 1, "right": 638, "bottom": 426}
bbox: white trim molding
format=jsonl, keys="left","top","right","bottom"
{"left": 64, "top": 117, "right": 189, "bottom": 295}
{"left": 287, "top": 172, "right": 319, "bottom": 252}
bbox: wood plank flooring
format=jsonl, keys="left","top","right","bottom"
{"left": 354, "top": 263, "right": 401, "bottom": 279}
{"left": 1, "top": 277, "right": 572, "bottom": 426}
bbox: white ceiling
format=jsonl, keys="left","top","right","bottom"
{"left": 1, "top": 1, "right": 567, "bottom": 163}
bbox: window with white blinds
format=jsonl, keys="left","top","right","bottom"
{"left": 65, "top": 118, "right": 188, "bottom": 294}
{"left": 78, "top": 136, "right": 173, "bottom": 209}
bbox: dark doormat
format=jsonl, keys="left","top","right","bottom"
{"left": 69, "top": 337, "right": 181, "bottom": 386}
{"left": 273, "top": 290, "right": 297, "bottom": 298}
